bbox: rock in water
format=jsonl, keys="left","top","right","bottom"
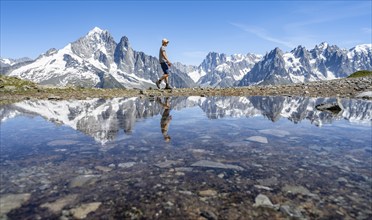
{"left": 245, "top": 136, "right": 268, "bottom": 144}
{"left": 191, "top": 160, "right": 244, "bottom": 171}
{"left": 0, "top": 193, "right": 31, "bottom": 217}
{"left": 199, "top": 189, "right": 218, "bottom": 197}
{"left": 70, "top": 202, "right": 102, "bottom": 219}
{"left": 315, "top": 103, "right": 342, "bottom": 114}
{"left": 253, "top": 194, "right": 274, "bottom": 207}
{"left": 41, "top": 194, "right": 78, "bottom": 213}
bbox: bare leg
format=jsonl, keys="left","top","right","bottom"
{"left": 164, "top": 75, "right": 171, "bottom": 89}
{"left": 164, "top": 76, "right": 168, "bottom": 84}
{"left": 159, "top": 75, "right": 167, "bottom": 82}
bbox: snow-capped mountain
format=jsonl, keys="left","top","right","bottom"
{"left": 189, "top": 52, "right": 262, "bottom": 87}
{"left": 238, "top": 42, "right": 372, "bottom": 86}
{"left": 0, "top": 57, "right": 32, "bottom": 67}
{"left": 1, "top": 96, "right": 370, "bottom": 143}
{"left": 5, "top": 27, "right": 196, "bottom": 88}
{"left": 4, "top": 26, "right": 371, "bottom": 88}
{"left": 0, "top": 57, "right": 33, "bottom": 75}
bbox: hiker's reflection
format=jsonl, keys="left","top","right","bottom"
{"left": 157, "top": 97, "right": 172, "bottom": 142}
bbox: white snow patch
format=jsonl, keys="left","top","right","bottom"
{"left": 189, "top": 69, "right": 206, "bottom": 83}
{"left": 289, "top": 74, "right": 305, "bottom": 83}
{"left": 215, "top": 63, "right": 230, "bottom": 72}
{"left": 283, "top": 53, "right": 301, "bottom": 72}
{"left": 326, "top": 71, "right": 337, "bottom": 79}
{"left": 88, "top": 27, "right": 105, "bottom": 36}
{"left": 1, "top": 58, "right": 15, "bottom": 65}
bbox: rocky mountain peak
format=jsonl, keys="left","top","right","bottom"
{"left": 316, "top": 42, "right": 329, "bottom": 50}
{"left": 71, "top": 27, "right": 116, "bottom": 62}
{"left": 350, "top": 44, "right": 372, "bottom": 54}
{"left": 118, "top": 36, "right": 131, "bottom": 50}
{"left": 291, "top": 45, "right": 310, "bottom": 59}
{"left": 264, "top": 48, "right": 284, "bottom": 63}
{"left": 268, "top": 47, "right": 283, "bottom": 57}
{"left": 200, "top": 52, "right": 227, "bottom": 72}
{"left": 114, "top": 36, "right": 135, "bottom": 73}
{"left": 88, "top": 27, "right": 106, "bottom": 35}
{"left": 206, "top": 52, "right": 227, "bottom": 62}
{"left": 45, "top": 48, "right": 58, "bottom": 56}
{"left": 83, "top": 27, "right": 114, "bottom": 44}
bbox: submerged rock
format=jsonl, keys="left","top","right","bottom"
{"left": 0, "top": 193, "right": 31, "bottom": 217}
{"left": 254, "top": 185, "right": 273, "bottom": 191}
{"left": 200, "top": 209, "right": 218, "bottom": 220}
{"left": 69, "top": 175, "right": 100, "bottom": 188}
{"left": 41, "top": 194, "right": 78, "bottom": 213}
{"left": 199, "top": 189, "right": 218, "bottom": 197}
{"left": 259, "top": 129, "right": 290, "bottom": 137}
{"left": 69, "top": 202, "right": 101, "bottom": 219}
{"left": 280, "top": 204, "right": 305, "bottom": 219}
{"left": 282, "top": 185, "right": 318, "bottom": 198}
{"left": 253, "top": 194, "right": 276, "bottom": 209}
{"left": 257, "top": 177, "right": 279, "bottom": 186}
{"left": 118, "top": 162, "right": 136, "bottom": 168}
{"left": 155, "top": 160, "right": 180, "bottom": 168}
{"left": 191, "top": 160, "right": 244, "bottom": 171}
{"left": 95, "top": 166, "right": 113, "bottom": 172}
{"left": 245, "top": 136, "right": 268, "bottom": 144}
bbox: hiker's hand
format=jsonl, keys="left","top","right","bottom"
{"left": 167, "top": 61, "right": 172, "bottom": 66}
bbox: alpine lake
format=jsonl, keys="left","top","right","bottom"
{"left": 0, "top": 95, "right": 371, "bottom": 220}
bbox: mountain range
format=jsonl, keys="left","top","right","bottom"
{"left": 1, "top": 96, "right": 370, "bottom": 144}
{"left": 0, "top": 57, "right": 32, "bottom": 68}
{"left": 1, "top": 27, "right": 371, "bottom": 89}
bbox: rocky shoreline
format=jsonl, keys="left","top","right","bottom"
{"left": 1, "top": 76, "right": 371, "bottom": 104}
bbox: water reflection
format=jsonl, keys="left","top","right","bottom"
{"left": 0, "top": 96, "right": 371, "bottom": 219}
{"left": 1, "top": 96, "right": 371, "bottom": 144}
{"left": 156, "top": 97, "right": 172, "bottom": 142}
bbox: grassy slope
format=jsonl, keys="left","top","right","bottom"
{"left": 0, "top": 75, "right": 39, "bottom": 89}
{"left": 347, "top": 70, "right": 372, "bottom": 78}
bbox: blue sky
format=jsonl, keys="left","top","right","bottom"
{"left": 1, "top": 0, "right": 371, "bottom": 65}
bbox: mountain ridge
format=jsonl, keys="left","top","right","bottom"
{"left": 2, "top": 27, "right": 371, "bottom": 88}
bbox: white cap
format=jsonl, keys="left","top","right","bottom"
{"left": 162, "top": 38, "right": 169, "bottom": 44}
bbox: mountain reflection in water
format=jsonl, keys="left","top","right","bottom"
{"left": 1, "top": 96, "right": 370, "bottom": 144}
{"left": 0, "top": 96, "right": 371, "bottom": 219}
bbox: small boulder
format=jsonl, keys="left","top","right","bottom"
{"left": 315, "top": 103, "right": 342, "bottom": 114}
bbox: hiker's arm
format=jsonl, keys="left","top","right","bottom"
{"left": 161, "top": 50, "right": 171, "bottom": 66}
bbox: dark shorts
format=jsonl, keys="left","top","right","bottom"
{"left": 160, "top": 62, "right": 170, "bottom": 75}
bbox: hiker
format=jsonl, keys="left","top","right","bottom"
{"left": 157, "top": 97, "right": 172, "bottom": 142}
{"left": 156, "top": 38, "right": 172, "bottom": 89}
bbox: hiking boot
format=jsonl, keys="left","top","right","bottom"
{"left": 165, "top": 84, "right": 172, "bottom": 90}
{"left": 156, "top": 80, "right": 161, "bottom": 89}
